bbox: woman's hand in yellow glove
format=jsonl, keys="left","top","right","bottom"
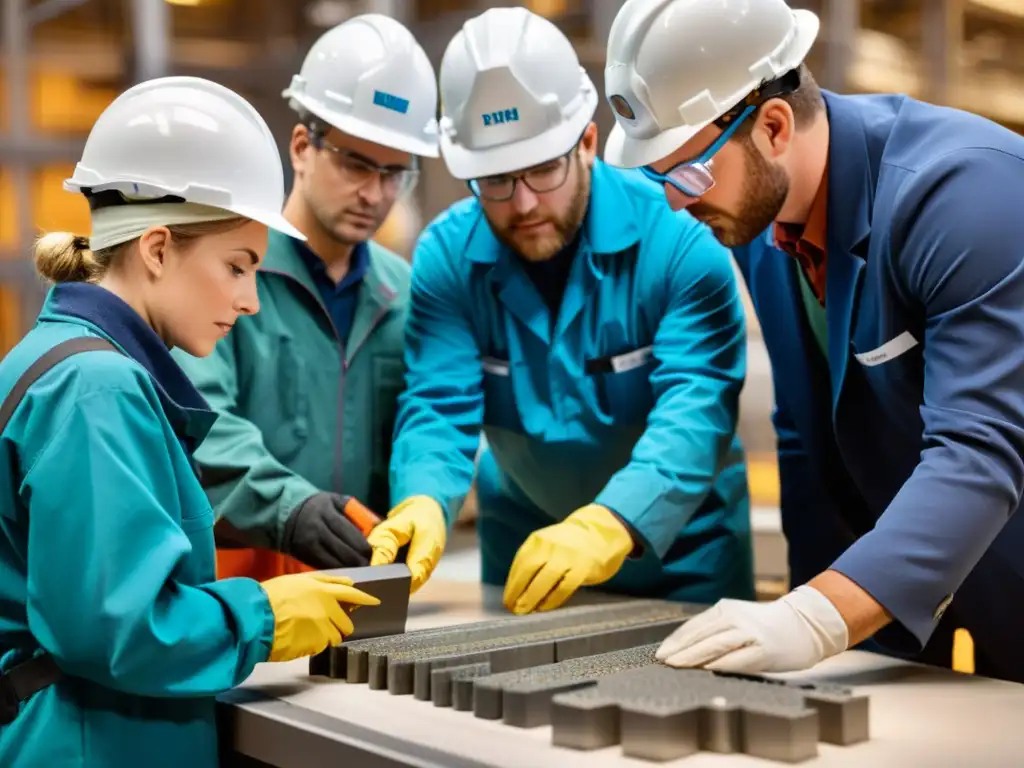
{"left": 366, "top": 496, "right": 447, "bottom": 594}
{"left": 260, "top": 573, "right": 380, "bottom": 662}
{"left": 503, "top": 504, "right": 634, "bottom": 615}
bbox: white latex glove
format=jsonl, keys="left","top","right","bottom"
{"left": 656, "top": 585, "right": 849, "bottom": 674}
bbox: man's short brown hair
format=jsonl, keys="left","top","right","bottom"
{"left": 726, "top": 63, "right": 824, "bottom": 135}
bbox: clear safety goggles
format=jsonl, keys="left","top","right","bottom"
{"left": 640, "top": 105, "right": 756, "bottom": 198}
{"left": 310, "top": 131, "right": 420, "bottom": 198}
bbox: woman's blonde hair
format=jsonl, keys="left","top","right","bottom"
{"left": 34, "top": 218, "right": 249, "bottom": 284}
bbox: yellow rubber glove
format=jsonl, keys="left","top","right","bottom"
{"left": 503, "top": 504, "right": 634, "bottom": 615}
{"left": 261, "top": 573, "right": 380, "bottom": 662}
{"left": 366, "top": 496, "right": 447, "bottom": 594}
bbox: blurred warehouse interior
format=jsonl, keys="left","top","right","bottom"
{"left": 1, "top": 0, "right": 1022, "bottom": 594}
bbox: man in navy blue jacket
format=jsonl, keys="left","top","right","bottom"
{"left": 602, "top": 0, "right": 1024, "bottom": 683}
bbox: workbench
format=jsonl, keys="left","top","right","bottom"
{"left": 218, "top": 578, "right": 1024, "bottom": 767}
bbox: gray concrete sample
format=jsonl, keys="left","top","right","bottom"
{"left": 334, "top": 599, "right": 684, "bottom": 685}
{"left": 620, "top": 704, "right": 702, "bottom": 761}
{"left": 387, "top": 608, "right": 688, "bottom": 700}
{"left": 452, "top": 666, "right": 493, "bottom": 712}
{"left": 473, "top": 645, "right": 661, "bottom": 727}
{"left": 802, "top": 686, "right": 870, "bottom": 745}
{"left": 307, "top": 563, "right": 412, "bottom": 677}
{"left": 741, "top": 706, "right": 819, "bottom": 764}
{"left": 430, "top": 663, "right": 491, "bottom": 708}
{"left": 306, "top": 594, "right": 872, "bottom": 764}
{"left": 548, "top": 664, "right": 869, "bottom": 763}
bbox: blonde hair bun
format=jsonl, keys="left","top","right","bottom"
{"left": 33, "top": 233, "right": 95, "bottom": 283}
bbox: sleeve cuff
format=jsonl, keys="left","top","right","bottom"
{"left": 596, "top": 474, "right": 677, "bottom": 559}
{"left": 203, "top": 577, "right": 275, "bottom": 674}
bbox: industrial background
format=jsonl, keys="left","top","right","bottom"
{"left": 0, "top": 0, "right": 1015, "bottom": 596}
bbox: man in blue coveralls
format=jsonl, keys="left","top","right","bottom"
{"left": 604, "top": 0, "right": 1024, "bottom": 684}
{"left": 367, "top": 6, "right": 755, "bottom": 614}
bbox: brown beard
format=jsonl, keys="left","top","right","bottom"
{"left": 687, "top": 137, "right": 789, "bottom": 248}
{"left": 487, "top": 156, "right": 592, "bottom": 262}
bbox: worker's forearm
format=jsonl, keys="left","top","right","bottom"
{"left": 807, "top": 569, "right": 893, "bottom": 647}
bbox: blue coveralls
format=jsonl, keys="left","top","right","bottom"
{"left": 390, "top": 160, "right": 755, "bottom": 603}
{"left": 0, "top": 283, "right": 274, "bottom": 767}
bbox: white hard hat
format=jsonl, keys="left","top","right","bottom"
{"left": 437, "top": 7, "right": 598, "bottom": 180}
{"left": 282, "top": 14, "right": 439, "bottom": 157}
{"left": 65, "top": 76, "right": 304, "bottom": 240}
{"left": 603, "top": 0, "right": 820, "bottom": 169}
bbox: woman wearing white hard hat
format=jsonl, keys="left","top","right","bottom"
{"left": 0, "top": 76, "right": 378, "bottom": 767}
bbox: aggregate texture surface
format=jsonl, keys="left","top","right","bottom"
{"left": 308, "top": 597, "right": 871, "bottom": 763}
{"left": 549, "top": 664, "right": 869, "bottom": 763}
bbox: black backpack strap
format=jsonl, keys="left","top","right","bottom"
{"left": 0, "top": 336, "right": 120, "bottom": 436}
{"left": 0, "top": 336, "right": 120, "bottom": 724}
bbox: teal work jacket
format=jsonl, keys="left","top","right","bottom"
{"left": 0, "top": 283, "right": 273, "bottom": 767}
{"left": 173, "top": 232, "right": 411, "bottom": 545}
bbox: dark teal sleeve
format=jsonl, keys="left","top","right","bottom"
{"left": 22, "top": 386, "right": 275, "bottom": 697}
{"left": 173, "top": 336, "right": 319, "bottom": 548}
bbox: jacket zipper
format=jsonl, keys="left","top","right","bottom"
{"left": 263, "top": 269, "right": 392, "bottom": 496}
{"left": 262, "top": 269, "right": 347, "bottom": 493}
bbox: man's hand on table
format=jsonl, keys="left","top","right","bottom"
{"left": 657, "top": 570, "right": 892, "bottom": 674}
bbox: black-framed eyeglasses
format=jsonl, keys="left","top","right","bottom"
{"left": 467, "top": 136, "right": 583, "bottom": 202}
{"left": 309, "top": 129, "right": 420, "bottom": 198}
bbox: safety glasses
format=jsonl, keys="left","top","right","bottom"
{"left": 640, "top": 105, "right": 756, "bottom": 198}
{"left": 467, "top": 131, "right": 586, "bottom": 202}
{"left": 639, "top": 68, "right": 802, "bottom": 199}
{"left": 310, "top": 132, "right": 420, "bottom": 198}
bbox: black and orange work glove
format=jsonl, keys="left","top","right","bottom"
{"left": 282, "top": 492, "right": 381, "bottom": 569}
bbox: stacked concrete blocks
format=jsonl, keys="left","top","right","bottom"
{"left": 549, "top": 665, "right": 869, "bottom": 763}
{"left": 309, "top": 594, "right": 871, "bottom": 764}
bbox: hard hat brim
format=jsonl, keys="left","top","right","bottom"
{"left": 439, "top": 89, "right": 599, "bottom": 181}
{"left": 296, "top": 97, "right": 440, "bottom": 158}
{"left": 231, "top": 204, "right": 308, "bottom": 242}
{"left": 603, "top": 120, "right": 707, "bottom": 170}
{"left": 603, "top": 8, "right": 820, "bottom": 170}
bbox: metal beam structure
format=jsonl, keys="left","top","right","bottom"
{"left": 2, "top": 0, "right": 45, "bottom": 328}
{"left": 130, "top": 0, "right": 170, "bottom": 83}
{"left": 821, "top": 0, "right": 860, "bottom": 92}
{"left": 0, "top": 0, "right": 171, "bottom": 327}
{"left": 923, "top": 0, "right": 964, "bottom": 106}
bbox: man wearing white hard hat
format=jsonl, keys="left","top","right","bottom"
{"left": 368, "top": 6, "right": 756, "bottom": 611}
{"left": 603, "top": 0, "right": 1024, "bottom": 684}
{"left": 173, "top": 15, "right": 439, "bottom": 582}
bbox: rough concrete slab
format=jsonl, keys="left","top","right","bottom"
{"left": 335, "top": 599, "right": 683, "bottom": 685}
{"left": 549, "top": 665, "right": 869, "bottom": 763}
{"left": 474, "top": 645, "right": 660, "bottom": 727}
{"left": 385, "top": 607, "right": 689, "bottom": 698}
{"left": 307, "top": 594, "right": 872, "bottom": 764}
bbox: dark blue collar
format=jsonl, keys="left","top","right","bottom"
{"left": 295, "top": 239, "right": 370, "bottom": 293}
{"left": 44, "top": 283, "right": 216, "bottom": 448}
